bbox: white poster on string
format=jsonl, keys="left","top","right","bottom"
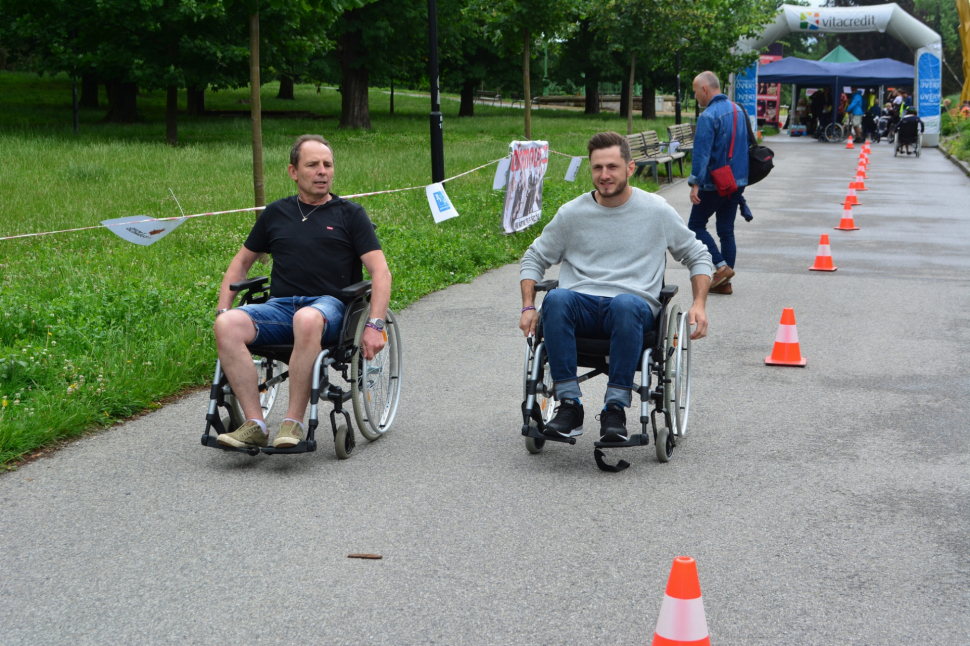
{"left": 502, "top": 140, "right": 549, "bottom": 234}
{"left": 100, "top": 216, "right": 186, "bottom": 246}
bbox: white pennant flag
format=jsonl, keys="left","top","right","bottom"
{"left": 101, "top": 216, "right": 186, "bottom": 246}
{"left": 564, "top": 157, "right": 583, "bottom": 182}
{"left": 492, "top": 157, "right": 511, "bottom": 190}
{"left": 426, "top": 183, "right": 459, "bottom": 224}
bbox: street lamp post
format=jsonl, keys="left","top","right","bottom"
{"left": 427, "top": 0, "right": 445, "bottom": 183}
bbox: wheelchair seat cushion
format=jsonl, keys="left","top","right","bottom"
{"left": 575, "top": 330, "right": 658, "bottom": 357}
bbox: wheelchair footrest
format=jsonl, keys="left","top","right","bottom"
{"left": 200, "top": 434, "right": 317, "bottom": 455}
{"left": 201, "top": 434, "right": 261, "bottom": 456}
{"left": 593, "top": 434, "right": 649, "bottom": 449}
{"left": 522, "top": 423, "right": 580, "bottom": 445}
{"left": 261, "top": 441, "right": 316, "bottom": 455}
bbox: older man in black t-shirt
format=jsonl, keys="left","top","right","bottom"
{"left": 213, "top": 135, "right": 392, "bottom": 450}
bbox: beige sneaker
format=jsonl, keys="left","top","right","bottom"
{"left": 273, "top": 419, "right": 306, "bottom": 448}
{"left": 217, "top": 420, "right": 268, "bottom": 448}
{"left": 711, "top": 265, "right": 736, "bottom": 288}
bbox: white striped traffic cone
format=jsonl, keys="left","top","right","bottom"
{"left": 809, "top": 234, "right": 838, "bottom": 271}
{"left": 765, "top": 308, "right": 807, "bottom": 366}
{"left": 652, "top": 556, "right": 711, "bottom": 646}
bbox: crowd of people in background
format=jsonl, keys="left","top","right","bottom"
{"left": 788, "top": 85, "right": 932, "bottom": 143}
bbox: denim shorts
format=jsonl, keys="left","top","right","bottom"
{"left": 237, "top": 296, "right": 345, "bottom": 346}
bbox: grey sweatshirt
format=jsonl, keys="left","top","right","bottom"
{"left": 520, "top": 187, "right": 713, "bottom": 315}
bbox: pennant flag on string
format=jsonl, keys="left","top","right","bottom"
{"left": 101, "top": 216, "right": 186, "bottom": 246}
{"left": 564, "top": 157, "right": 583, "bottom": 182}
{"left": 492, "top": 157, "right": 511, "bottom": 190}
{"left": 426, "top": 183, "right": 459, "bottom": 224}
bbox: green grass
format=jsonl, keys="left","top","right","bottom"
{"left": 0, "top": 71, "right": 681, "bottom": 465}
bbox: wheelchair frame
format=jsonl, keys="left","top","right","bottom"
{"left": 201, "top": 276, "right": 403, "bottom": 458}
{"left": 520, "top": 280, "right": 692, "bottom": 471}
{"left": 894, "top": 129, "right": 922, "bottom": 157}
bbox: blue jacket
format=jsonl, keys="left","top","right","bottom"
{"left": 688, "top": 94, "right": 749, "bottom": 192}
{"left": 847, "top": 92, "right": 864, "bottom": 116}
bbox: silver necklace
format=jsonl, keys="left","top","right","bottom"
{"left": 297, "top": 197, "right": 327, "bottom": 222}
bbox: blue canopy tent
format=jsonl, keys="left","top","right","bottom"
{"left": 758, "top": 57, "right": 915, "bottom": 129}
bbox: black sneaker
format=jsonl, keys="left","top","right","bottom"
{"left": 543, "top": 399, "right": 584, "bottom": 438}
{"left": 598, "top": 403, "right": 628, "bottom": 443}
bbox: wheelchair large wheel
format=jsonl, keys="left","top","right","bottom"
{"left": 824, "top": 123, "right": 844, "bottom": 143}
{"left": 894, "top": 138, "right": 900, "bottom": 157}
{"left": 254, "top": 356, "right": 283, "bottom": 419}
{"left": 664, "top": 306, "right": 692, "bottom": 438}
{"left": 916, "top": 135, "right": 922, "bottom": 157}
{"left": 352, "top": 307, "right": 403, "bottom": 441}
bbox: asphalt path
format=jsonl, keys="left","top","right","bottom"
{"left": 2, "top": 137, "right": 969, "bottom": 645}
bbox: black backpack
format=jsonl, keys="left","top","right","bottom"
{"left": 738, "top": 104, "right": 775, "bottom": 185}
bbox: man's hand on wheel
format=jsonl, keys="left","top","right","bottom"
{"left": 360, "top": 326, "right": 386, "bottom": 360}
{"left": 688, "top": 304, "right": 708, "bottom": 340}
{"left": 519, "top": 308, "right": 538, "bottom": 337}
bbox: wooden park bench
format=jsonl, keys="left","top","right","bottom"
{"left": 666, "top": 123, "right": 695, "bottom": 157}
{"left": 626, "top": 131, "right": 685, "bottom": 184}
{"left": 474, "top": 90, "right": 502, "bottom": 106}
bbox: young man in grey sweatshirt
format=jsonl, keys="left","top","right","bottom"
{"left": 519, "top": 132, "right": 713, "bottom": 442}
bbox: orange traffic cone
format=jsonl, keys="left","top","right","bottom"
{"left": 652, "top": 556, "right": 710, "bottom": 646}
{"left": 765, "top": 308, "right": 807, "bottom": 366}
{"left": 856, "top": 163, "right": 868, "bottom": 179}
{"left": 809, "top": 234, "right": 838, "bottom": 271}
{"left": 845, "top": 138, "right": 855, "bottom": 150}
{"left": 853, "top": 171, "right": 868, "bottom": 190}
{"left": 841, "top": 185, "right": 861, "bottom": 206}
{"left": 834, "top": 204, "right": 860, "bottom": 231}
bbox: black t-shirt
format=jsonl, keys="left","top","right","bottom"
{"left": 244, "top": 194, "right": 381, "bottom": 300}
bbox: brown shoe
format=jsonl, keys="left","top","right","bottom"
{"left": 711, "top": 265, "right": 735, "bottom": 288}
{"left": 709, "top": 281, "right": 733, "bottom": 295}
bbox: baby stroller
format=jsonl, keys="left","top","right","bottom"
{"left": 873, "top": 115, "right": 891, "bottom": 143}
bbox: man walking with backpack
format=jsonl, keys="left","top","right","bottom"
{"left": 687, "top": 71, "right": 749, "bottom": 295}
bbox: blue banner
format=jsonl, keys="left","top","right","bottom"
{"left": 735, "top": 62, "right": 758, "bottom": 119}
{"left": 916, "top": 52, "right": 941, "bottom": 119}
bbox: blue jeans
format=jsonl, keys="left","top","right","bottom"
{"left": 688, "top": 187, "right": 745, "bottom": 268}
{"left": 237, "top": 296, "right": 345, "bottom": 346}
{"left": 541, "top": 290, "right": 655, "bottom": 408}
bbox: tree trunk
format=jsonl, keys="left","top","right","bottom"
{"left": 166, "top": 85, "right": 178, "bottom": 146}
{"left": 523, "top": 27, "right": 531, "bottom": 140}
{"left": 641, "top": 85, "right": 656, "bottom": 120}
{"left": 104, "top": 80, "right": 138, "bottom": 123}
{"left": 620, "top": 74, "right": 630, "bottom": 119}
{"left": 277, "top": 75, "right": 295, "bottom": 99}
{"left": 338, "top": 28, "right": 371, "bottom": 129}
{"left": 390, "top": 77, "right": 394, "bottom": 115}
{"left": 187, "top": 87, "right": 205, "bottom": 115}
{"left": 627, "top": 52, "right": 636, "bottom": 135}
{"left": 250, "top": 12, "right": 265, "bottom": 211}
{"left": 584, "top": 74, "right": 599, "bottom": 114}
{"left": 80, "top": 74, "right": 99, "bottom": 109}
{"left": 459, "top": 80, "right": 475, "bottom": 117}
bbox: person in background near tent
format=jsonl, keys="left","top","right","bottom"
{"left": 687, "top": 71, "right": 750, "bottom": 296}
{"left": 863, "top": 97, "right": 881, "bottom": 140}
{"left": 898, "top": 106, "right": 924, "bottom": 155}
{"left": 847, "top": 87, "right": 865, "bottom": 143}
{"left": 796, "top": 98, "right": 808, "bottom": 126}
{"left": 902, "top": 91, "right": 913, "bottom": 113}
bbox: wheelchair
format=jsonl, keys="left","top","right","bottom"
{"left": 893, "top": 121, "right": 922, "bottom": 157}
{"left": 201, "top": 276, "right": 403, "bottom": 458}
{"left": 521, "top": 280, "right": 692, "bottom": 472}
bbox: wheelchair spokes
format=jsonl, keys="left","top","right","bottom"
{"left": 255, "top": 357, "right": 283, "bottom": 419}
{"left": 352, "top": 309, "right": 403, "bottom": 441}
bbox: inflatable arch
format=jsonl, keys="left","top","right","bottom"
{"left": 735, "top": 3, "right": 943, "bottom": 146}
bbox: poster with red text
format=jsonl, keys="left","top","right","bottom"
{"left": 502, "top": 140, "right": 549, "bottom": 234}
{"left": 757, "top": 54, "right": 782, "bottom": 127}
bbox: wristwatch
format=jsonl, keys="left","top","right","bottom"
{"left": 215, "top": 308, "right": 231, "bottom": 317}
{"left": 365, "top": 318, "right": 385, "bottom": 332}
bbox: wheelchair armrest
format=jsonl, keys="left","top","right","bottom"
{"left": 660, "top": 285, "right": 679, "bottom": 301}
{"left": 341, "top": 280, "right": 372, "bottom": 300}
{"left": 230, "top": 276, "right": 268, "bottom": 293}
{"left": 535, "top": 279, "right": 559, "bottom": 292}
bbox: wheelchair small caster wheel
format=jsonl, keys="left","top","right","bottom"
{"left": 334, "top": 420, "right": 354, "bottom": 460}
{"left": 656, "top": 426, "right": 673, "bottom": 463}
{"left": 525, "top": 436, "right": 545, "bottom": 454}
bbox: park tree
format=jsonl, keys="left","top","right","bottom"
{"left": 325, "top": 0, "right": 426, "bottom": 129}
{"left": 468, "top": 0, "right": 581, "bottom": 138}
